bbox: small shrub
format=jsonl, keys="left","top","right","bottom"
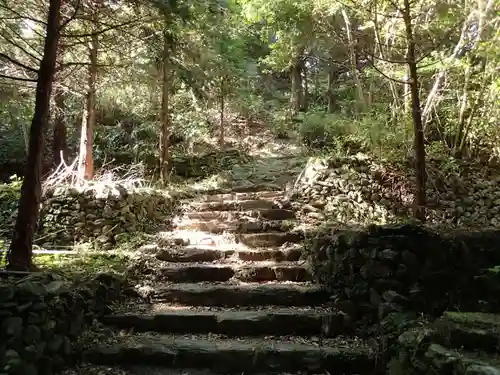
{"left": 269, "top": 109, "right": 294, "bottom": 139}
{"left": 298, "top": 113, "right": 354, "bottom": 150}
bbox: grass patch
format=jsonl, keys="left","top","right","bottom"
{"left": 34, "top": 252, "right": 129, "bottom": 277}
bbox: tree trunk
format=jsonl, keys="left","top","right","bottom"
{"left": 78, "top": 30, "right": 98, "bottom": 180}
{"left": 159, "top": 33, "right": 171, "bottom": 182}
{"left": 7, "top": 0, "right": 61, "bottom": 271}
{"left": 52, "top": 83, "right": 67, "bottom": 166}
{"left": 301, "top": 66, "right": 309, "bottom": 112}
{"left": 219, "top": 77, "right": 225, "bottom": 148}
{"left": 290, "top": 56, "right": 303, "bottom": 114}
{"left": 327, "top": 62, "right": 339, "bottom": 113}
{"left": 341, "top": 7, "right": 365, "bottom": 113}
{"left": 402, "top": 0, "right": 426, "bottom": 222}
{"left": 454, "top": 65, "right": 471, "bottom": 155}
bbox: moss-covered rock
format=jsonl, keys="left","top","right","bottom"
{"left": 387, "top": 312, "right": 500, "bottom": 375}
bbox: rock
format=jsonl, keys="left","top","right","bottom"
{"left": 379, "top": 249, "right": 399, "bottom": 261}
{"left": 23, "top": 325, "right": 41, "bottom": 344}
{"left": 1, "top": 316, "right": 23, "bottom": 337}
{"left": 466, "top": 365, "right": 500, "bottom": 375}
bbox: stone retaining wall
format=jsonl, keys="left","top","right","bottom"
{"left": 1, "top": 184, "right": 175, "bottom": 249}
{"left": 293, "top": 155, "right": 500, "bottom": 228}
{"left": 310, "top": 224, "right": 500, "bottom": 324}
{"left": 0, "top": 272, "right": 126, "bottom": 375}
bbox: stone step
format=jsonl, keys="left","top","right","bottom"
{"left": 86, "top": 334, "right": 375, "bottom": 374}
{"left": 175, "top": 219, "right": 296, "bottom": 234}
{"left": 167, "top": 230, "right": 303, "bottom": 248}
{"left": 229, "top": 183, "right": 282, "bottom": 193}
{"left": 237, "top": 232, "right": 303, "bottom": 247}
{"left": 184, "top": 208, "right": 296, "bottom": 221}
{"left": 151, "top": 282, "right": 329, "bottom": 307}
{"left": 195, "top": 191, "right": 283, "bottom": 203}
{"left": 156, "top": 262, "right": 311, "bottom": 282}
{"left": 192, "top": 199, "right": 277, "bottom": 212}
{"left": 434, "top": 311, "right": 500, "bottom": 354}
{"left": 66, "top": 365, "right": 348, "bottom": 375}
{"left": 156, "top": 246, "right": 304, "bottom": 263}
{"left": 102, "top": 307, "right": 350, "bottom": 337}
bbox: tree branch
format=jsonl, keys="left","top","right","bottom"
{"left": 0, "top": 4, "right": 47, "bottom": 25}
{"left": 0, "top": 73, "right": 37, "bottom": 82}
{"left": 59, "top": 0, "right": 81, "bottom": 31}
{"left": 0, "top": 52, "right": 38, "bottom": 73}
{"left": 0, "top": 28, "right": 42, "bottom": 62}
{"left": 61, "top": 18, "right": 141, "bottom": 38}
{"left": 365, "top": 56, "right": 407, "bottom": 84}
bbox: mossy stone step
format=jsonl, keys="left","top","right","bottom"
{"left": 175, "top": 219, "right": 296, "bottom": 234}
{"left": 156, "top": 246, "right": 304, "bottom": 263}
{"left": 192, "top": 199, "right": 278, "bottom": 212}
{"left": 237, "top": 232, "right": 303, "bottom": 247}
{"left": 184, "top": 208, "right": 296, "bottom": 221}
{"left": 435, "top": 312, "right": 500, "bottom": 353}
{"left": 85, "top": 334, "right": 376, "bottom": 374}
{"left": 152, "top": 282, "right": 328, "bottom": 307}
{"left": 102, "top": 307, "right": 350, "bottom": 337}
{"left": 419, "top": 343, "right": 500, "bottom": 375}
{"left": 194, "top": 191, "right": 283, "bottom": 202}
{"left": 157, "top": 262, "right": 311, "bottom": 283}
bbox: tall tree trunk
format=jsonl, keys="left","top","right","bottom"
{"left": 454, "top": 65, "right": 471, "bottom": 155}
{"left": 341, "top": 7, "right": 365, "bottom": 113}
{"left": 159, "top": 33, "right": 171, "bottom": 182}
{"left": 7, "top": 0, "right": 61, "bottom": 271}
{"left": 302, "top": 66, "right": 309, "bottom": 112}
{"left": 327, "top": 61, "right": 339, "bottom": 113}
{"left": 402, "top": 0, "right": 426, "bottom": 222}
{"left": 219, "top": 77, "right": 225, "bottom": 148}
{"left": 290, "top": 55, "right": 303, "bottom": 114}
{"left": 52, "top": 83, "right": 67, "bottom": 166}
{"left": 78, "top": 30, "right": 98, "bottom": 180}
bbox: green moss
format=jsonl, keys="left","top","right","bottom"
{"left": 34, "top": 252, "right": 128, "bottom": 277}
{"left": 443, "top": 312, "right": 500, "bottom": 329}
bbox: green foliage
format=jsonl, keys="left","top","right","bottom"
{"left": 0, "top": 176, "right": 22, "bottom": 236}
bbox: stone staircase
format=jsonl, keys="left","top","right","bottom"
{"left": 85, "top": 187, "right": 379, "bottom": 374}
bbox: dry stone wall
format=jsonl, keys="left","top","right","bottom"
{"left": 293, "top": 155, "right": 500, "bottom": 228}
{"left": 0, "top": 183, "right": 175, "bottom": 250}
{"left": 310, "top": 224, "right": 500, "bottom": 325}
{"left": 38, "top": 185, "right": 174, "bottom": 249}
{"left": 0, "top": 272, "right": 126, "bottom": 375}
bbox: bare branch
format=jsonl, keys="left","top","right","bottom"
{"left": 61, "top": 18, "right": 142, "bottom": 38}
{"left": 365, "top": 56, "right": 407, "bottom": 84}
{"left": 0, "top": 73, "right": 37, "bottom": 82}
{"left": 59, "top": 0, "right": 81, "bottom": 31}
{"left": 0, "top": 28, "right": 43, "bottom": 62}
{"left": 0, "top": 4, "right": 47, "bottom": 25}
{"left": 0, "top": 52, "right": 38, "bottom": 73}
